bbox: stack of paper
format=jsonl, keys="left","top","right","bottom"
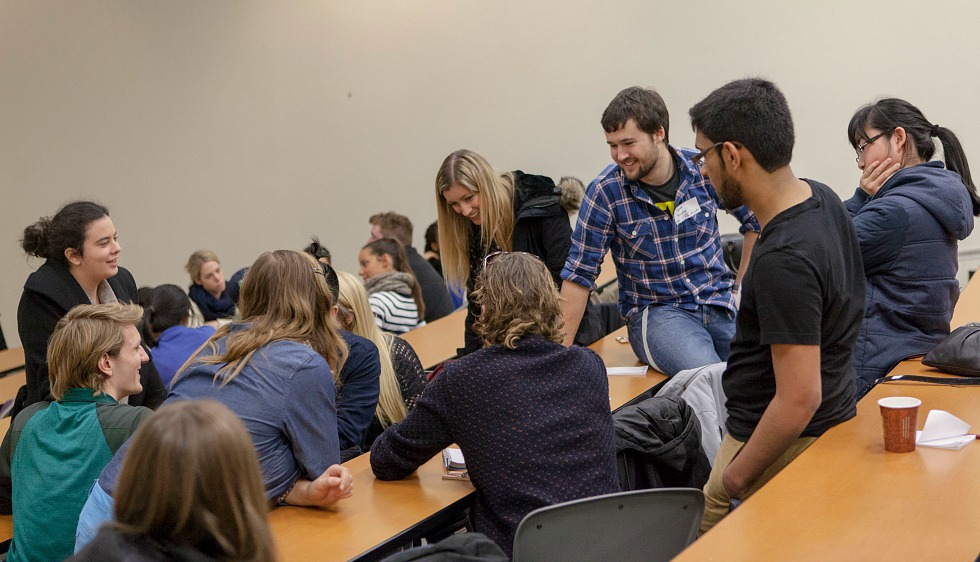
{"left": 915, "top": 410, "right": 975, "bottom": 450}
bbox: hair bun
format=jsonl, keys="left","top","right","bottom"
{"left": 21, "top": 216, "right": 53, "bottom": 258}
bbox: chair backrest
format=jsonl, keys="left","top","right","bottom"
{"left": 511, "top": 488, "right": 704, "bottom": 562}
{"left": 719, "top": 233, "right": 742, "bottom": 274}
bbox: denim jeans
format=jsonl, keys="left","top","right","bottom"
{"left": 627, "top": 303, "right": 735, "bottom": 377}
{"left": 74, "top": 481, "right": 114, "bottom": 552}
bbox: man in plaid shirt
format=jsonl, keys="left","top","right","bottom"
{"left": 560, "top": 87, "right": 760, "bottom": 377}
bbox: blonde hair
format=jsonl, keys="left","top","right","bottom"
{"left": 47, "top": 302, "right": 143, "bottom": 400}
{"left": 181, "top": 250, "right": 347, "bottom": 385}
{"left": 435, "top": 149, "right": 515, "bottom": 288}
{"left": 473, "top": 253, "right": 564, "bottom": 349}
{"left": 113, "top": 400, "right": 277, "bottom": 561}
{"left": 185, "top": 249, "right": 220, "bottom": 283}
{"left": 336, "top": 270, "right": 407, "bottom": 427}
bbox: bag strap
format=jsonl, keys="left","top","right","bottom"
{"left": 875, "top": 374, "right": 980, "bottom": 386}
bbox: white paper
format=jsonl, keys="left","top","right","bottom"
{"left": 606, "top": 366, "right": 649, "bottom": 376}
{"left": 915, "top": 410, "right": 975, "bottom": 450}
{"left": 445, "top": 447, "right": 465, "bottom": 465}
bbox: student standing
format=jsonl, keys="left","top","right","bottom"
{"left": 689, "top": 78, "right": 864, "bottom": 533}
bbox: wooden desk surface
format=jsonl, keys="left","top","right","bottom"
{"left": 269, "top": 453, "right": 474, "bottom": 562}
{"left": 401, "top": 253, "right": 619, "bottom": 371}
{"left": 0, "top": 348, "right": 25, "bottom": 375}
{"left": 0, "top": 371, "right": 26, "bottom": 403}
{"left": 675, "top": 360, "right": 980, "bottom": 561}
{"left": 271, "top": 326, "right": 661, "bottom": 561}
{"left": 676, "top": 274, "right": 980, "bottom": 561}
{"left": 399, "top": 309, "right": 466, "bottom": 370}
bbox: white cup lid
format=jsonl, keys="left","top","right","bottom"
{"left": 878, "top": 396, "right": 922, "bottom": 409}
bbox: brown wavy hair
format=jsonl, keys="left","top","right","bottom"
{"left": 113, "top": 400, "right": 277, "bottom": 561}
{"left": 472, "top": 252, "right": 564, "bottom": 349}
{"left": 180, "top": 250, "right": 347, "bottom": 384}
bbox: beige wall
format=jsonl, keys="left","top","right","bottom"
{"left": 3, "top": 1, "right": 980, "bottom": 347}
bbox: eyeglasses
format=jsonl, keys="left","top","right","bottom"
{"left": 854, "top": 129, "right": 894, "bottom": 162}
{"left": 690, "top": 142, "right": 726, "bottom": 168}
{"left": 482, "top": 251, "right": 538, "bottom": 272}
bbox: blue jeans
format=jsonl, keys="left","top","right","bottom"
{"left": 74, "top": 481, "right": 114, "bottom": 552}
{"left": 627, "top": 304, "right": 735, "bottom": 377}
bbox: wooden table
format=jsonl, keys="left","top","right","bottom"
{"left": 675, "top": 275, "right": 980, "bottom": 561}
{"left": 399, "top": 309, "right": 465, "bottom": 370}
{"left": 401, "top": 252, "right": 619, "bottom": 371}
{"left": 271, "top": 326, "right": 665, "bottom": 561}
{"left": 0, "top": 348, "right": 24, "bottom": 376}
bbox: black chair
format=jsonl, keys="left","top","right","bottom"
{"left": 720, "top": 233, "right": 742, "bottom": 275}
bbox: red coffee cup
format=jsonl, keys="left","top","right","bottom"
{"left": 877, "top": 397, "right": 921, "bottom": 453}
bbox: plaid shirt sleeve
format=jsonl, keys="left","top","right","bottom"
{"left": 561, "top": 169, "right": 616, "bottom": 291}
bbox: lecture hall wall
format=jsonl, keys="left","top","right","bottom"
{"left": 2, "top": 1, "right": 979, "bottom": 347}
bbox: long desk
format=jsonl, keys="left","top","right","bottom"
{"left": 401, "top": 252, "right": 619, "bottom": 370}
{"left": 271, "top": 326, "right": 665, "bottom": 561}
{"left": 674, "top": 275, "right": 980, "bottom": 561}
{"left": 0, "top": 348, "right": 24, "bottom": 376}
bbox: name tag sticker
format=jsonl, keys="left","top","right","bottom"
{"left": 674, "top": 198, "right": 702, "bottom": 225}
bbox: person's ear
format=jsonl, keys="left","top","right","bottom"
{"left": 380, "top": 254, "right": 393, "bottom": 270}
{"left": 98, "top": 353, "right": 113, "bottom": 378}
{"left": 723, "top": 141, "right": 743, "bottom": 170}
{"left": 64, "top": 247, "right": 83, "bottom": 267}
{"left": 891, "top": 127, "right": 908, "bottom": 154}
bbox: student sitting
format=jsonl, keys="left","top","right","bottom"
{"left": 74, "top": 251, "right": 355, "bottom": 550}
{"left": 370, "top": 252, "right": 620, "bottom": 557}
{"left": 185, "top": 249, "right": 236, "bottom": 322}
{"left": 0, "top": 303, "right": 153, "bottom": 561}
{"left": 142, "top": 284, "right": 215, "bottom": 387}
{"left": 70, "top": 400, "right": 278, "bottom": 561}
{"left": 336, "top": 270, "right": 426, "bottom": 449}
{"left": 358, "top": 238, "right": 426, "bottom": 333}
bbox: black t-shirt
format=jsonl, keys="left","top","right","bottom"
{"left": 724, "top": 180, "right": 865, "bottom": 441}
{"left": 639, "top": 153, "right": 681, "bottom": 215}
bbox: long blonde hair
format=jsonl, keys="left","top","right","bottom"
{"left": 435, "top": 149, "right": 515, "bottom": 288}
{"left": 180, "top": 250, "right": 347, "bottom": 384}
{"left": 114, "top": 400, "right": 277, "bottom": 561}
{"left": 336, "top": 270, "right": 407, "bottom": 428}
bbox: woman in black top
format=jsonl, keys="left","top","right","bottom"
{"left": 16, "top": 201, "right": 165, "bottom": 413}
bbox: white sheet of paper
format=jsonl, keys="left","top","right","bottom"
{"left": 445, "top": 447, "right": 465, "bottom": 465}
{"left": 916, "top": 410, "right": 974, "bottom": 450}
{"left": 606, "top": 366, "right": 649, "bottom": 376}
{"left": 674, "top": 198, "right": 702, "bottom": 225}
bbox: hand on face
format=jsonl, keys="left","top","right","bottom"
{"left": 859, "top": 157, "right": 901, "bottom": 197}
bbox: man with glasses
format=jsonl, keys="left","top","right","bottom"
{"left": 560, "top": 86, "right": 760, "bottom": 377}
{"left": 689, "top": 78, "right": 864, "bottom": 533}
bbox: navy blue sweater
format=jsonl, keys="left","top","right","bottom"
{"left": 370, "top": 335, "right": 619, "bottom": 556}
{"left": 846, "top": 161, "right": 974, "bottom": 388}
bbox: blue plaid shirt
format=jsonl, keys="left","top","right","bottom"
{"left": 561, "top": 146, "right": 760, "bottom": 320}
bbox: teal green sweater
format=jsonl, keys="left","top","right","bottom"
{"left": 0, "top": 388, "right": 150, "bottom": 562}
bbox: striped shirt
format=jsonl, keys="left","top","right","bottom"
{"left": 561, "top": 146, "right": 760, "bottom": 320}
{"left": 369, "top": 291, "right": 425, "bottom": 334}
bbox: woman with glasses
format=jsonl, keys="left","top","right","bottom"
{"left": 846, "top": 98, "right": 980, "bottom": 392}
{"left": 370, "top": 252, "right": 619, "bottom": 558}
{"left": 435, "top": 149, "right": 592, "bottom": 356}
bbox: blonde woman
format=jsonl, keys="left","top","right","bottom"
{"left": 70, "top": 400, "right": 277, "bottom": 561}
{"left": 185, "top": 249, "right": 235, "bottom": 321}
{"left": 435, "top": 149, "right": 589, "bottom": 355}
{"left": 371, "top": 253, "right": 619, "bottom": 557}
{"left": 336, "top": 270, "right": 426, "bottom": 448}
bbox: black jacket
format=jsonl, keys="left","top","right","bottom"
{"left": 69, "top": 527, "right": 220, "bottom": 562}
{"left": 16, "top": 260, "right": 167, "bottom": 413}
{"left": 406, "top": 245, "right": 455, "bottom": 322}
{"left": 613, "top": 395, "right": 711, "bottom": 491}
